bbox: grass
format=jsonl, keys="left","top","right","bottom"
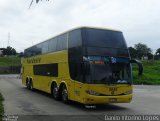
{"left": 0, "top": 56, "right": 21, "bottom": 67}
{"left": 133, "top": 60, "right": 160, "bottom": 85}
{"left": 0, "top": 93, "right": 4, "bottom": 120}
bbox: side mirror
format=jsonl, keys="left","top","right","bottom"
{"left": 130, "top": 59, "right": 143, "bottom": 76}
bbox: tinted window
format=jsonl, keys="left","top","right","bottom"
{"left": 86, "top": 47, "right": 129, "bottom": 57}
{"left": 33, "top": 63, "right": 58, "bottom": 77}
{"left": 35, "top": 44, "right": 42, "bottom": 55}
{"left": 31, "top": 45, "right": 42, "bottom": 56}
{"left": 24, "top": 49, "right": 32, "bottom": 57}
{"left": 69, "top": 29, "right": 82, "bottom": 48}
{"left": 69, "top": 62, "right": 84, "bottom": 82}
{"left": 48, "top": 38, "right": 57, "bottom": 52}
{"left": 24, "top": 33, "right": 68, "bottom": 57}
{"left": 84, "top": 28, "right": 127, "bottom": 48}
{"left": 42, "top": 41, "right": 49, "bottom": 54}
{"left": 56, "top": 34, "right": 67, "bottom": 51}
{"left": 88, "top": 63, "right": 131, "bottom": 84}
{"left": 31, "top": 46, "right": 36, "bottom": 56}
{"left": 25, "top": 47, "right": 33, "bottom": 57}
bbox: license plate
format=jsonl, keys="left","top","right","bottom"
{"left": 109, "top": 98, "right": 117, "bottom": 102}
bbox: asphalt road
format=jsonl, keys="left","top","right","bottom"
{"left": 0, "top": 74, "right": 160, "bottom": 121}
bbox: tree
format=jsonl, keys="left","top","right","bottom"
{"left": 147, "top": 52, "right": 153, "bottom": 60}
{"left": 155, "top": 48, "right": 160, "bottom": 60}
{"left": 134, "top": 43, "right": 152, "bottom": 59}
{"left": 156, "top": 48, "right": 160, "bottom": 55}
{"left": 128, "top": 47, "right": 137, "bottom": 59}
{"left": 2, "top": 46, "right": 16, "bottom": 56}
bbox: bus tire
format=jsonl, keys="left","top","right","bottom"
{"left": 29, "top": 80, "right": 34, "bottom": 91}
{"left": 51, "top": 83, "right": 59, "bottom": 100}
{"left": 61, "top": 85, "right": 69, "bottom": 103}
{"left": 26, "top": 79, "right": 29, "bottom": 89}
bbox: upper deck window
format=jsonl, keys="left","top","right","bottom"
{"left": 48, "top": 38, "right": 57, "bottom": 52}
{"left": 56, "top": 33, "right": 67, "bottom": 51}
{"left": 84, "top": 28, "right": 127, "bottom": 49}
{"left": 68, "top": 29, "right": 82, "bottom": 48}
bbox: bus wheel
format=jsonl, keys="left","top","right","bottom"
{"left": 26, "top": 80, "right": 30, "bottom": 89}
{"left": 29, "top": 80, "right": 34, "bottom": 91}
{"left": 52, "top": 84, "right": 59, "bottom": 100}
{"left": 61, "top": 85, "right": 69, "bottom": 103}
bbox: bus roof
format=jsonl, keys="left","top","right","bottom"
{"left": 66, "top": 26, "right": 121, "bottom": 33}
{"left": 25, "top": 26, "right": 122, "bottom": 50}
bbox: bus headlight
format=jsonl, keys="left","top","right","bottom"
{"left": 124, "top": 90, "right": 133, "bottom": 95}
{"left": 86, "top": 90, "right": 101, "bottom": 96}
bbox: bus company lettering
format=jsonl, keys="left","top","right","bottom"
{"left": 27, "top": 58, "right": 41, "bottom": 64}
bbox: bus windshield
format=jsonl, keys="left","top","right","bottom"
{"left": 83, "top": 28, "right": 127, "bottom": 49}
{"left": 84, "top": 56, "right": 132, "bottom": 84}
{"left": 89, "top": 63, "right": 131, "bottom": 84}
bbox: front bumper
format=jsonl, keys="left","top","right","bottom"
{"left": 82, "top": 94, "right": 132, "bottom": 104}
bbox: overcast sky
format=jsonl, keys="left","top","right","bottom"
{"left": 0, "top": 0, "right": 160, "bottom": 53}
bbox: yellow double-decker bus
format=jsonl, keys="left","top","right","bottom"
{"left": 22, "top": 26, "right": 143, "bottom": 104}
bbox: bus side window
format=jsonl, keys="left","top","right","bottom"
{"left": 48, "top": 38, "right": 57, "bottom": 52}
{"left": 42, "top": 42, "right": 49, "bottom": 54}
{"left": 68, "top": 29, "right": 82, "bottom": 48}
{"left": 56, "top": 34, "right": 67, "bottom": 51}
{"left": 33, "top": 64, "right": 58, "bottom": 77}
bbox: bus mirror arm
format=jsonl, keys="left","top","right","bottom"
{"left": 130, "top": 59, "right": 143, "bottom": 76}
